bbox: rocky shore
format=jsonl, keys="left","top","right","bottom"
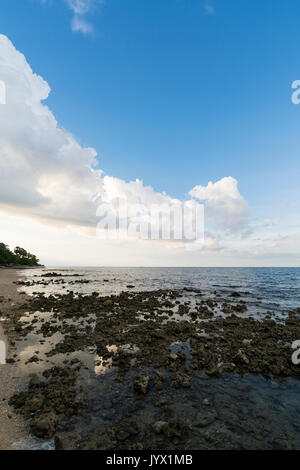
{"left": 1, "top": 270, "right": 300, "bottom": 449}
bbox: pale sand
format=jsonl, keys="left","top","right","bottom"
{"left": 0, "top": 269, "right": 29, "bottom": 450}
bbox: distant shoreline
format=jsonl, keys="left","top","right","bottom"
{"left": 0, "top": 265, "right": 44, "bottom": 269}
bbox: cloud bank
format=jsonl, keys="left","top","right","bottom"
{"left": 0, "top": 34, "right": 253, "bottom": 260}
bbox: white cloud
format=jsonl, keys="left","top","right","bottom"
{"left": 65, "top": 0, "right": 101, "bottom": 35}
{"left": 189, "top": 177, "right": 250, "bottom": 234}
{"left": 66, "top": 0, "right": 93, "bottom": 15}
{"left": 0, "top": 34, "right": 102, "bottom": 227}
{"left": 71, "top": 15, "right": 93, "bottom": 35}
{"left": 263, "top": 218, "right": 279, "bottom": 227}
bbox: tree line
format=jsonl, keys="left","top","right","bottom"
{"left": 0, "top": 243, "right": 40, "bottom": 266}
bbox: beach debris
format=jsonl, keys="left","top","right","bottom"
{"left": 236, "top": 348, "right": 249, "bottom": 364}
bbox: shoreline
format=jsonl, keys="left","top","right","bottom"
{"left": 0, "top": 266, "right": 44, "bottom": 270}
{"left": 0, "top": 269, "right": 29, "bottom": 450}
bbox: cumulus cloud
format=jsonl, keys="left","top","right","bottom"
{"left": 0, "top": 34, "right": 249, "bottom": 253}
{"left": 0, "top": 34, "right": 102, "bottom": 227}
{"left": 189, "top": 177, "right": 250, "bottom": 234}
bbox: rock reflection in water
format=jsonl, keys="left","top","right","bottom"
{"left": 55, "top": 369, "right": 300, "bottom": 450}
{"left": 94, "top": 344, "right": 139, "bottom": 376}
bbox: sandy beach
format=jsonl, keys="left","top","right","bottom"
{"left": 0, "top": 269, "right": 28, "bottom": 450}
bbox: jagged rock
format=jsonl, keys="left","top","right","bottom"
{"left": 152, "top": 421, "right": 168, "bottom": 434}
{"left": 206, "top": 363, "right": 218, "bottom": 376}
{"left": 133, "top": 373, "right": 150, "bottom": 394}
{"left": 194, "top": 409, "right": 217, "bottom": 428}
{"left": 273, "top": 438, "right": 292, "bottom": 450}
{"left": 172, "top": 370, "right": 190, "bottom": 388}
{"left": 30, "top": 411, "right": 58, "bottom": 438}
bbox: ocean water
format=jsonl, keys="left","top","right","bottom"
{"left": 13, "top": 267, "right": 300, "bottom": 450}
{"left": 20, "top": 266, "right": 300, "bottom": 310}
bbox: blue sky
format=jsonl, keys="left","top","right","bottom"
{"left": 0, "top": 0, "right": 300, "bottom": 265}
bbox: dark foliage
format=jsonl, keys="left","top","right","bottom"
{"left": 0, "top": 242, "right": 39, "bottom": 266}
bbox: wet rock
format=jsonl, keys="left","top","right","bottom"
{"left": 6, "top": 358, "right": 15, "bottom": 364}
{"left": 116, "top": 430, "right": 130, "bottom": 441}
{"left": 27, "top": 394, "right": 44, "bottom": 412}
{"left": 273, "top": 438, "right": 293, "bottom": 450}
{"left": 30, "top": 411, "right": 58, "bottom": 438}
{"left": 230, "top": 292, "right": 241, "bottom": 297}
{"left": 130, "top": 442, "right": 144, "bottom": 450}
{"left": 9, "top": 365, "right": 86, "bottom": 436}
{"left": 220, "top": 362, "right": 236, "bottom": 373}
{"left": 162, "top": 420, "right": 187, "bottom": 439}
{"left": 42, "top": 272, "right": 63, "bottom": 277}
{"left": 194, "top": 409, "right": 217, "bottom": 428}
{"left": 29, "top": 374, "right": 41, "bottom": 386}
{"left": 206, "top": 363, "right": 219, "bottom": 377}
{"left": 133, "top": 373, "right": 150, "bottom": 395}
{"left": 152, "top": 421, "right": 168, "bottom": 434}
{"left": 54, "top": 435, "right": 65, "bottom": 450}
{"left": 26, "top": 354, "right": 40, "bottom": 363}
{"left": 154, "top": 369, "right": 165, "bottom": 381}
{"left": 155, "top": 376, "right": 164, "bottom": 391}
{"left": 172, "top": 370, "right": 191, "bottom": 388}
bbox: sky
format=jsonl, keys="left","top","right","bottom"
{"left": 0, "top": 0, "right": 300, "bottom": 266}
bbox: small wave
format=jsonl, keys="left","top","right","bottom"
{"left": 12, "top": 437, "right": 55, "bottom": 450}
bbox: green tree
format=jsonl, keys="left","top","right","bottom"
{"left": 0, "top": 243, "right": 39, "bottom": 266}
{"left": 0, "top": 243, "right": 16, "bottom": 265}
{"left": 14, "top": 246, "right": 28, "bottom": 258}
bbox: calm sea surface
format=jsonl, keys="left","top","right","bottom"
{"left": 21, "top": 266, "right": 300, "bottom": 310}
